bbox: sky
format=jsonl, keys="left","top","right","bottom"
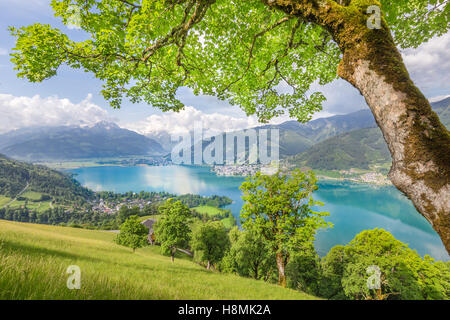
{"left": 0, "top": 0, "right": 449, "bottom": 135}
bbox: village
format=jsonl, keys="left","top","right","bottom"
{"left": 89, "top": 193, "right": 167, "bottom": 215}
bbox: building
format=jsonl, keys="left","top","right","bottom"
{"left": 141, "top": 218, "right": 157, "bottom": 245}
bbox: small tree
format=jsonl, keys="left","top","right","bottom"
{"left": 191, "top": 221, "right": 230, "bottom": 270}
{"left": 222, "top": 227, "right": 276, "bottom": 281}
{"left": 240, "top": 169, "right": 330, "bottom": 287}
{"left": 114, "top": 215, "right": 148, "bottom": 252}
{"left": 286, "top": 242, "right": 321, "bottom": 295}
{"left": 153, "top": 199, "right": 191, "bottom": 262}
{"left": 117, "top": 205, "right": 140, "bottom": 224}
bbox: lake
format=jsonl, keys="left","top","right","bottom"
{"left": 69, "top": 165, "right": 449, "bottom": 261}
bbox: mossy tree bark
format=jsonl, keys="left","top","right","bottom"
{"left": 276, "top": 251, "right": 287, "bottom": 287}
{"left": 264, "top": 0, "right": 450, "bottom": 253}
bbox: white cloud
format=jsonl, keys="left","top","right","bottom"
{"left": 0, "top": 93, "right": 112, "bottom": 133}
{"left": 402, "top": 32, "right": 450, "bottom": 90}
{"left": 429, "top": 94, "right": 450, "bottom": 103}
{"left": 124, "top": 106, "right": 264, "bottom": 136}
{"left": 0, "top": 48, "right": 7, "bottom": 56}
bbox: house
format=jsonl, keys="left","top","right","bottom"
{"left": 141, "top": 218, "right": 156, "bottom": 245}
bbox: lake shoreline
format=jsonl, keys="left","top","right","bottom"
{"left": 67, "top": 164, "right": 448, "bottom": 261}
{"left": 53, "top": 160, "right": 391, "bottom": 187}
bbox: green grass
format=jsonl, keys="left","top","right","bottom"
{"left": 0, "top": 220, "right": 317, "bottom": 300}
{"left": 27, "top": 201, "right": 52, "bottom": 212}
{"left": 0, "top": 195, "right": 12, "bottom": 207}
{"left": 192, "top": 206, "right": 223, "bottom": 216}
{"left": 192, "top": 206, "right": 237, "bottom": 229}
{"left": 8, "top": 200, "right": 26, "bottom": 209}
{"left": 138, "top": 215, "right": 160, "bottom": 222}
{"left": 21, "top": 191, "right": 44, "bottom": 201}
{"left": 220, "top": 216, "right": 236, "bottom": 229}
{"left": 8, "top": 200, "right": 52, "bottom": 212}
{"left": 313, "top": 170, "right": 342, "bottom": 179}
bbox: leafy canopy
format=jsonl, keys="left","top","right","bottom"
{"left": 220, "top": 227, "right": 276, "bottom": 280}
{"left": 191, "top": 220, "right": 230, "bottom": 267}
{"left": 153, "top": 199, "right": 192, "bottom": 257}
{"left": 9, "top": 0, "right": 449, "bottom": 122}
{"left": 114, "top": 215, "right": 149, "bottom": 251}
{"left": 321, "top": 228, "right": 450, "bottom": 300}
{"left": 240, "top": 170, "right": 330, "bottom": 254}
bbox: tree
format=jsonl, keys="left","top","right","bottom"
{"left": 8, "top": 0, "right": 450, "bottom": 252}
{"left": 191, "top": 221, "right": 230, "bottom": 269}
{"left": 320, "top": 228, "right": 450, "bottom": 300}
{"left": 153, "top": 199, "right": 191, "bottom": 262}
{"left": 117, "top": 205, "right": 140, "bottom": 224}
{"left": 240, "top": 170, "right": 330, "bottom": 287}
{"left": 318, "top": 245, "right": 347, "bottom": 300}
{"left": 221, "top": 227, "right": 276, "bottom": 281}
{"left": 286, "top": 242, "right": 321, "bottom": 295}
{"left": 114, "top": 215, "right": 148, "bottom": 252}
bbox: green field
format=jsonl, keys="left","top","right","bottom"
{"left": 192, "top": 206, "right": 237, "bottom": 228}
{"left": 21, "top": 191, "right": 44, "bottom": 201}
{"left": 0, "top": 220, "right": 317, "bottom": 300}
{"left": 192, "top": 206, "right": 223, "bottom": 216}
{"left": 0, "top": 195, "right": 12, "bottom": 207}
{"left": 8, "top": 199, "right": 52, "bottom": 212}
{"left": 138, "top": 215, "right": 161, "bottom": 222}
{"left": 220, "top": 216, "right": 236, "bottom": 229}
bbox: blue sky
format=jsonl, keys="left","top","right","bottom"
{"left": 0, "top": 0, "right": 449, "bottom": 135}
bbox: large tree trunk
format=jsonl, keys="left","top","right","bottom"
{"left": 338, "top": 46, "right": 450, "bottom": 253}
{"left": 334, "top": 12, "right": 450, "bottom": 255}
{"left": 276, "top": 252, "right": 287, "bottom": 287}
{"left": 265, "top": 0, "right": 450, "bottom": 254}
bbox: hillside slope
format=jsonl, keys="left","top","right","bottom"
{"left": 0, "top": 220, "right": 317, "bottom": 300}
{"left": 289, "top": 98, "right": 450, "bottom": 171}
{"left": 0, "top": 121, "right": 165, "bottom": 160}
{"left": 0, "top": 153, "right": 92, "bottom": 200}
{"left": 431, "top": 96, "right": 450, "bottom": 128}
{"left": 289, "top": 128, "right": 390, "bottom": 170}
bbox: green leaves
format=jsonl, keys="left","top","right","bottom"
{"left": 191, "top": 220, "right": 230, "bottom": 268}
{"left": 10, "top": 24, "right": 70, "bottom": 82}
{"left": 114, "top": 215, "right": 149, "bottom": 251}
{"left": 153, "top": 199, "right": 192, "bottom": 259}
{"left": 240, "top": 169, "right": 331, "bottom": 255}
{"left": 9, "top": 0, "right": 340, "bottom": 121}
{"left": 9, "top": 0, "right": 449, "bottom": 121}
{"left": 321, "top": 228, "right": 450, "bottom": 300}
{"left": 382, "top": 0, "right": 450, "bottom": 48}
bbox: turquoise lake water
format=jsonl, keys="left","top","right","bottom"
{"left": 69, "top": 165, "right": 449, "bottom": 261}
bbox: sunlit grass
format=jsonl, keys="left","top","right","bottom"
{"left": 192, "top": 206, "right": 223, "bottom": 216}
{"left": 8, "top": 200, "right": 52, "bottom": 212}
{"left": 0, "top": 196, "right": 11, "bottom": 207}
{"left": 0, "top": 220, "right": 318, "bottom": 300}
{"left": 21, "top": 191, "right": 44, "bottom": 201}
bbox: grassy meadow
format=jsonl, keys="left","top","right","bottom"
{"left": 0, "top": 220, "right": 317, "bottom": 300}
{"left": 0, "top": 196, "right": 11, "bottom": 207}
{"left": 192, "top": 206, "right": 236, "bottom": 229}
{"left": 192, "top": 206, "right": 223, "bottom": 216}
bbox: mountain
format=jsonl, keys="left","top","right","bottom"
{"left": 0, "top": 153, "right": 93, "bottom": 200}
{"left": 275, "top": 109, "right": 376, "bottom": 142}
{"left": 430, "top": 96, "right": 450, "bottom": 128}
{"left": 183, "top": 109, "right": 377, "bottom": 161}
{"left": 257, "top": 109, "right": 377, "bottom": 156}
{"left": 0, "top": 121, "right": 165, "bottom": 161}
{"left": 145, "top": 131, "right": 179, "bottom": 153}
{"left": 289, "top": 97, "right": 450, "bottom": 171}
{"left": 289, "top": 128, "right": 390, "bottom": 170}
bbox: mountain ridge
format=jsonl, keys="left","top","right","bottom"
{"left": 0, "top": 122, "right": 165, "bottom": 161}
{"left": 288, "top": 97, "right": 450, "bottom": 171}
